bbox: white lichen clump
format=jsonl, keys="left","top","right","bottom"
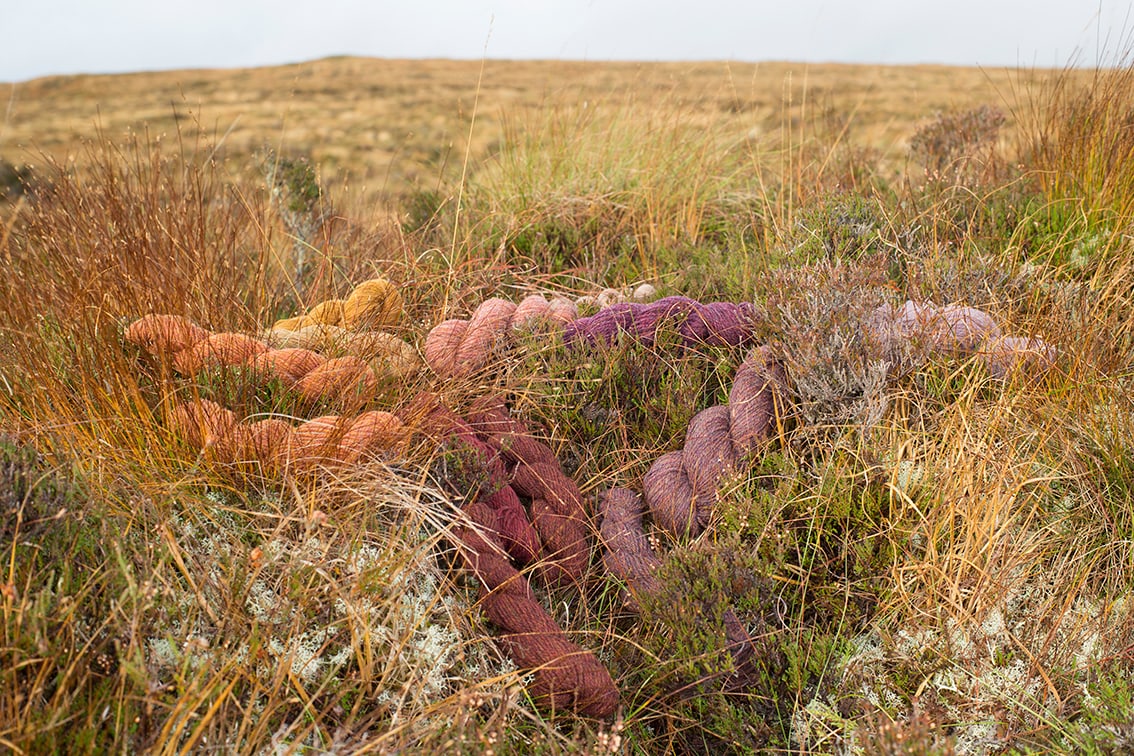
{"left": 145, "top": 509, "right": 511, "bottom": 734}
{"left": 793, "top": 576, "right": 1134, "bottom": 755}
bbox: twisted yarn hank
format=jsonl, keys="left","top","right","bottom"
{"left": 168, "top": 398, "right": 407, "bottom": 473}
{"left": 424, "top": 294, "right": 578, "bottom": 378}
{"left": 406, "top": 393, "right": 618, "bottom": 717}
{"left": 597, "top": 346, "right": 785, "bottom": 683}
{"left": 404, "top": 394, "right": 541, "bottom": 566}
{"left": 126, "top": 314, "right": 417, "bottom": 406}
{"left": 454, "top": 501, "right": 619, "bottom": 717}
{"left": 270, "top": 278, "right": 403, "bottom": 332}
{"left": 599, "top": 488, "right": 754, "bottom": 675}
{"left": 642, "top": 346, "right": 787, "bottom": 537}
{"left": 467, "top": 397, "right": 591, "bottom": 588}
{"left": 867, "top": 300, "right": 1057, "bottom": 378}
{"left": 425, "top": 292, "right": 760, "bottom": 379}
{"left": 564, "top": 296, "right": 759, "bottom": 349}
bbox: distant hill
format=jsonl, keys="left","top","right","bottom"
{"left": 0, "top": 56, "right": 1068, "bottom": 203}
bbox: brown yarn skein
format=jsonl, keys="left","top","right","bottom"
{"left": 454, "top": 502, "right": 619, "bottom": 717}
{"left": 598, "top": 348, "right": 785, "bottom": 688}
{"left": 468, "top": 399, "right": 591, "bottom": 588}
{"left": 599, "top": 488, "right": 754, "bottom": 676}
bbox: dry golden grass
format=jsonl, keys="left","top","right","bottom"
{"left": 0, "top": 57, "right": 1080, "bottom": 206}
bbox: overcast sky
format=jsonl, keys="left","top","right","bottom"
{"left": 2, "top": 1, "right": 1129, "bottom": 83}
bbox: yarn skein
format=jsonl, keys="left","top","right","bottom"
{"left": 641, "top": 346, "right": 787, "bottom": 538}
{"left": 424, "top": 295, "right": 578, "bottom": 378}
{"left": 126, "top": 314, "right": 418, "bottom": 406}
{"left": 424, "top": 293, "right": 761, "bottom": 379}
{"left": 467, "top": 397, "right": 591, "bottom": 588}
{"left": 270, "top": 278, "right": 403, "bottom": 332}
{"left": 564, "top": 296, "right": 760, "bottom": 349}
{"left": 167, "top": 398, "right": 407, "bottom": 473}
{"left": 867, "top": 300, "right": 1057, "bottom": 378}
{"left": 406, "top": 393, "right": 619, "bottom": 716}
{"left": 597, "top": 346, "right": 786, "bottom": 683}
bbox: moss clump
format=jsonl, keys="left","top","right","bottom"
{"left": 0, "top": 439, "right": 150, "bottom": 753}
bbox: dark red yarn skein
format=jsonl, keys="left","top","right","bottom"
{"left": 407, "top": 394, "right": 619, "bottom": 717}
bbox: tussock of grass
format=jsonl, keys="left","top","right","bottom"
{"left": 3, "top": 53, "right": 1134, "bottom": 754}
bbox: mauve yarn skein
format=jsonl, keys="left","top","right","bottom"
{"left": 866, "top": 300, "right": 1056, "bottom": 377}
{"left": 598, "top": 347, "right": 786, "bottom": 683}
{"left": 641, "top": 346, "right": 786, "bottom": 538}
{"left": 564, "top": 296, "right": 759, "bottom": 348}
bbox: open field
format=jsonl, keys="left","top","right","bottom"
{"left": 1, "top": 58, "right": 1081, "bottom": 207}
{"left": 2, "top": 56, "right": 1134, "bottom": 754}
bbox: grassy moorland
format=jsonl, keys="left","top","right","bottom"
{"left": 1, "top": 56, "right": 1133, "bottom": 754}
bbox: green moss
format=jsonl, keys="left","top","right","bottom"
{"left": 0, "top": 439, "right": 150, "bottom": 752}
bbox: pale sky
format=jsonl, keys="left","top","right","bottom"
{"left": 2, "top": 1, "right": 1129, "bottom": 83}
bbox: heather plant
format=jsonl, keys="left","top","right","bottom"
{"left": 261, "top": 150, "right": 332, "bottom": 302}
{"left": 909, "top": 104, "right": 1007, "bottom": 186}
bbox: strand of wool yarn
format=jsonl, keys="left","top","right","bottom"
{"left": 404, "top": 394, "right": 542, "bottom": 565}
{"left": 563, "top": 296, "right": 760, "bottom": 349}
{"left": 599, "top": 488, "right": 755, "bottom": 677}
{"left": 641, "top": 346, "right": 787, "bottom": 537}
{"left": 466, "top": 397, "right": 591, "bottom": 589}
{"left": 866, "top": 300, "right": 1057, "bottom": 379}
{"left": 262, "top": 278, "right": 417, "bottom": 373}
{"left": 597, "top": 346, "right": 786, "bottom": 683}
{"left": 425, "top": 292, "right": 761, "bottom": 379}
{"left": 424, "top": 294, "right": 578, "bottom": 378}
{"left": 405, "top": 393, "right": 619, "bottom": 717}
{"left": 453, "top": 501, "right": 619, "bottom": 717}
{"left": 167, "top": 398, "right": 407, "bottom": 474}
{"left": 126, "top": 314, "right": 417, "bottom": 406}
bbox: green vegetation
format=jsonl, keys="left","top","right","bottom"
{"left": 3, "top": 53, "right": 1134, "bottom": 754}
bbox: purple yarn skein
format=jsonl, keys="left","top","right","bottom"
{"left": 563, "top": 296, "right": 757, "bottom": 348}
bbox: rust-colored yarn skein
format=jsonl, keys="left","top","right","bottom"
{"left": 126, "top": 315, "right": 414, "bottom": 407}
{"left": 454, "top": 501, "right": 619, "bottom": 717}
{"left": 404, "top": 393, "right": 542, "bottom": 567}
{"left": 125, "top": 314, "right": 210, "bottom": 354}
{"left": 166, "top": 400, "right": 406, "bottom": 473}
